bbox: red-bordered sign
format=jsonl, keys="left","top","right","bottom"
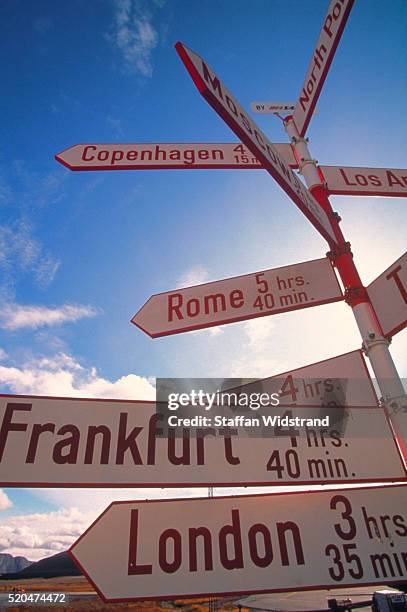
{"left": 69, "top": 484, "right": 407, "bottom": 602}
{"left": 320, "top": 165, "right": 407, "bottom": 197}
{"left": 175, "top": 42, "right": 338, "bottom": 246}
{"left": 132, "top": 257, "right": 343, "bottom": 338}
{"left": 55, "top": 142, "right": 298, "bottom": 171}
{"left": 2, "top": 352, "right": 403, "bottom": 488}
{"left": 292, "top": 0, "right": 354, "bottom": 136}
{"left": 367, "top": 252, "right": 407, "bottom": 338}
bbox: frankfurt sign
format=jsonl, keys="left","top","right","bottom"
{"left": 0, "top": 352, "right": 393, "bottom": 487}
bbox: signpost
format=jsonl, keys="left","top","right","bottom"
{"left": 55, "top": 142, "right": 298, "bottom": 171}
{"left": 132, "top": 257, "right": 343, "bottom": 338}
{"left": 70, "top": 484, "right": 407, "bottom": 602}
{"left": 292, "top": 0, "right": 355, "bottom": 136}
{"left": 367, "top": 252, "right": 407, "bottom": 339}
{"left": 320, "top": 165, "right": 407, "bottom": 197}
{"left": 2, "top": 351, "right": 394, "bottom": 487}
{"left": 175, "top": 42, "right": 338, "bottom": 246}
{"left": 50, "top": 1, "right": 407, "bottom": 602}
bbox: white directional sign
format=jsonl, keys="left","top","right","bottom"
{"left": 293, "top": 0, "right": 354, "bottom": 136}
{"left": 250, "top": 101, "right": 295, "bottom": 114}
{"left": 321, "top": 165, "right": 407, "bottom": 197}
{"left": 132, "top": 257, "right": 343, "bottom": 337}
{"left": 0, "top": 351, "right": 393, "bottom": 487}
{"left": 236, "top": 349, "right": 379, "bottom": 408}
{"left": 55, "top": 142, "right": 298, "bottom": 171}
{"left": 367, "top": 252, "right": 407, "bottom": 338}
{"left": 175, "top": 42, "right": 338, "bottom": 245}
{"left": 70, "top": 484, "right": 407, "bottom": 602}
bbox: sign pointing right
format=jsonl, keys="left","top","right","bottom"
{"left": 367, "top": 252, "right": 407, "bottom": 339}
{"left": 292, "top": 0, "right": 354, "bottom": 136}
{"left": 132, "top": 257, "right": 343, "bottom": 338}
{"left": 320, "top": 165, "right": 407, "bottom": 197}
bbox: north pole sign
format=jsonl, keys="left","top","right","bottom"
{"left": 292, "top": 0, "right": 354, "bottom": 136}
{"left": 320, "top": 165, "right": 407, "bottom": 197}
{"left": 367, "top": 252, "right": 407, "bottom": 338}
{"left": 175, "top": 42, "right": 338, "bottom": 246}
{"left": 70, "top": 485, "right": 407, "bottom": 602}
{"left": 55, "top": 142, "right": 298, "bottom": 171}
{"left": 132, "top": 257, "right": 342, "bottom": 337}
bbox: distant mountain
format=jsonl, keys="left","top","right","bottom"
{"left": 0, "top": 551, "right": 81, "bottom": 580}
{"left": 0, "top": 553, "right": 32, "bottom": 575}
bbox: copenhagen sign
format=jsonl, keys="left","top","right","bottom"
{"left": 55, "top": 142, "right": 298, "bottom": 171}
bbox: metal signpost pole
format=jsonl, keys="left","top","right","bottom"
{"left": 284, "top": 117, "right": 407, "bottom": 450}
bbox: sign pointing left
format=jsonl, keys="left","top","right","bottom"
{"left": 55, "top": 142, "right": 298, "bottom": 171}
{"left": 132, "top": 257, "right": 343, "bottom": 338}
{"left": 70, "top": 485, "right": 407, "bottom": 602}
{"left": 175, "top": 42, "right": 338, "bottom": 246}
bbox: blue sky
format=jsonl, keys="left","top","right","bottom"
{"left": 0, "top": 0, "right": 406, "bottom": 561}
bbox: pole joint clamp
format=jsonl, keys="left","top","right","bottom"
{"left": 326, "top": 242, "right": 352, "bottom": 260}
{"left": 291, "top": 135, "right": 308, "bottom": 145}
{"left": 362, "top": 333, "right": 391, "bottom": 360}
{"left": 344, "top": 286, "right": 368, "bottom": 305}
{"left": 298, "top": 157, "right": 318, "bottom": 173}
{"left": 384, "top": 394, "right": 407, "bottom": 416}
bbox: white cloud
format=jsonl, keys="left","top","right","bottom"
{"left": 0, "top": 348, "right": 7, "bottom": 360}
{"left": 0, "top": 303, "right": 100, "bottom": 331}
{"left": 0, "top": 487, "right": 208, "bottom": 561}
{"left": 0, "top": 352, "right": 154, "bottom": 400}
{"left": 229, "top": 317, "right": 283, "bottom": 378}
{"left": 0, "top": 508, "right": 93, "bottom": 561}
{"left": 107, "top": 0, "right": 161, "bottom": 77}
{"left": 174, "top": 266, "right": 224, "bottom": 338}
{"left": 0, "top": 490, "right": 12, "bottom": 511}
{"left": 106, "top": 115, "right": 123, "bottom": 137}
{"left": 176, "top": 264, "right": 210, "bottom": 288}
{"left": 243, "top": 317, "right": 276, "bottom": 350}
{"left": 34, "top": 255, "right": 60, "bottom": 287}
{"left": 0, "top": 220, "right": 61, "bottom": 290}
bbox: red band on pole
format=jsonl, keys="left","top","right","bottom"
{"left": 310, "top": 185, "right": 370, "bottom": 307}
